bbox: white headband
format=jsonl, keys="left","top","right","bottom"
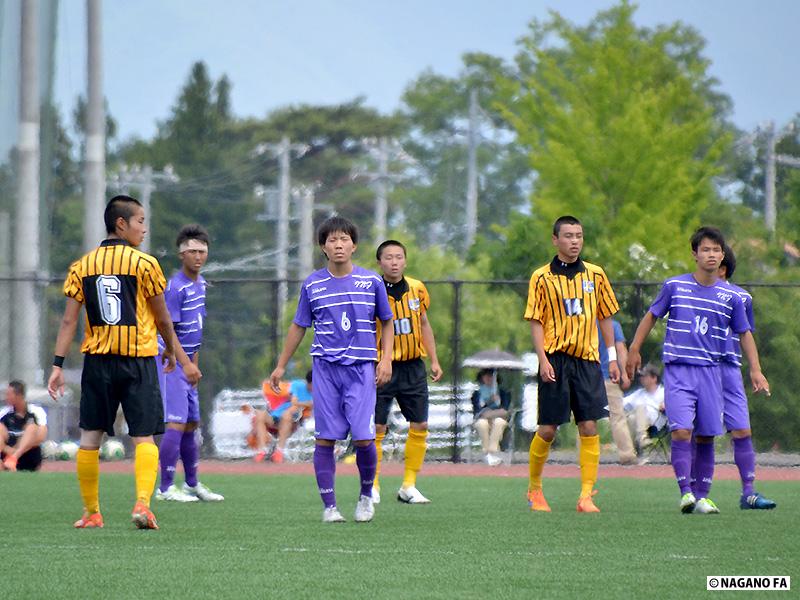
{"left": 179, "top": 239, "right": 208, "bottom": 253}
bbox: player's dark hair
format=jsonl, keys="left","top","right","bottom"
{"left": 317, "top": 216, "right": 359, "bottom": 246}
{"left": 376, "top": 239, "right": 407, "bottom": 261}
{"left": 553, "top": 215, "right": 581, "bottom": 236}
{"left": 104, "top": 195, "right": 143, "bottom": 234}
{"left": 720, "top": 244, "right": 736, "bottom": 280}
{"left": 305, "top": 370, "right": 312, "bottom": 384}
{"left": 690, "top": 226, "right": 725, "bottom": 252}
{"left": 8, "top": 379, "right": 26, "bottom": 397}
{"left": 176, "top": 224, "right": 210, "bottom": 248}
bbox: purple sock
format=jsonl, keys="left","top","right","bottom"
{"left": 732, "top": 436, "right": 756, "bottom": 497}
{"left": 670, "top": 439, "right": 693, "bottom": 495}
{"left": 689, "top": 437, "right": 698, "bottom": 495}
{"left": 355, "top": 442, "right": 377, "bottom": 498}
{"left": 158, "top": 428, "right": 182, "bottom": 492}
{"left": 180, "top": 430, "right": 200, "bottom": 488}
{"left": 313, "top": 444, "right": 337, "bottom": 508}
{"left": 693, "top": 441, "right": 715, "bottom": 500}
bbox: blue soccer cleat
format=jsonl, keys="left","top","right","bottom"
{"left": 740, "top": 492, "right": 777, "bottom": 510}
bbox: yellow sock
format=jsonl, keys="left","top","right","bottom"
{"left": 134, "top": 442, "right": 159, "bottom": 507}
{"left": 402, "top": 429, "right": 428, "bottom": 489}
{"left": 374, "top": 431, "right": 386, "bottom": 490}
{"left": 579, "top": 435, "right": 600, "bottom": 497}
{"left": 528, "top": 433, "right": 552, "bottom": 491}
{"left": 76, "top": 448, "right": 100, "bottom": 514}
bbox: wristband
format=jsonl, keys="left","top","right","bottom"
{"left": 53, "top": 355, "right": 65, "bottom": 368}
{"left": 606, "top": 347, "right": 617, "bottom": 362}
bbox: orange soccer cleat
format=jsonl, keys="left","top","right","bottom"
{"left": 577, "top": 490, "right": 601, "bottom": 513}
{"left": 131, "top": 501, "right": 159, "bottom": 530}
{"left": 527, "top": 488, "right": 551, "bottom": 512}
{"left": 74, "top": 511, "right": 104, "bottom": 528}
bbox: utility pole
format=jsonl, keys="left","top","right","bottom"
{"left": 0, "top": 212, "right": 10, "bottom": 382}
{"left": 109, "top": 164, "right": 179, "bottom": 253}
{"left": 465, "top": 88, "right": 479, "bottom": 250}
{"left": 83, "top": 0, "right": 106, "bottom": 251}
{"left": 253, "top": 136, "right": 307, "bottom": 325}
{"left": 294, "top": 183, "right": 320, "bottom": 278}
{"left": 357, "top": 138, "right": 413, "bottom": 242}
{"left": 763, "top": 120, "right": 800, "bottom": 234}
{"left": 14, "top": 0, "right": 42, "bottom": 384}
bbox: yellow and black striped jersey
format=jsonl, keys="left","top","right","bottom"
{"left": 63, "top": 239, "right": 167, "bottom": 357}
{"left": 376, "top": 276, "right": 430, "bottom": 362}
{"left": 523, "top": 257, "right": 618, "bottom": 362}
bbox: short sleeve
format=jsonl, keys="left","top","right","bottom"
{"left": 745, "top": 296, "right": 755, "bottom": 331}
{"left": 595, "top": 269, "right": 619, "bottom": 320}
{"left": 374, "top": 280, "right": 393, "bottom": 322}
{"left": 293, "top": 285, "right": 313, "bottom": 328}
{"left": 419, "top": 282, "right": 430, "bottom": 313}
{"left": 648, "top": 280, "right": 673, "bottom": 319}
{"left": 729, "top": 294, "right": 749, "bottom": 334}
{"left": 163, "top": 279, "right": 183, "bottom": 323}
{"left": 139, "top": 257, "right": 167, "bottom": 299}
{"left": 523, "top": 273, "right": 544, "bottom": 322}
{"left": 63, "top": 260, "right": 84, "bottom": 303}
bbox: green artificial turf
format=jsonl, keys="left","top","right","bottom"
{"left": 0, "top": 472, "right": 796, "bottom": 599}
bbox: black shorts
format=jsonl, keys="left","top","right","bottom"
{"left": 80, "top": 354, "right": 165, "bottom": 437}
{"left": 538, "top": 352, "right": 608, "bottom": 426}
{"left": 2, "top": 446, "right": 42, "bottom": 471}
{"left": 375, "top": 358, "right": 429, "bottom": 425}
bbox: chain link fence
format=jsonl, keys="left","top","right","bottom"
{"left": 2, "top": 276, "right": 798, "bottom": 463}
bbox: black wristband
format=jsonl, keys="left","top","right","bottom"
{"left": 53, "top": 355, "right": 65, "bottom": 368}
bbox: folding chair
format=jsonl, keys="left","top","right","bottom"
{"left": 643, "top": 421, "right": 670, "bottom": 462}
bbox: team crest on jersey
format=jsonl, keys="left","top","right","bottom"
{"left": 582, "top": 280, "right": 594, "bottom": 293}
{"left": 408, "top": 298, "right": 421, "bottom": 311}
{"left": 353, "top": 280, "right": 373, "bottom": 289}
{"left": 716, "top": 291, "right": 733, "bottom": 303}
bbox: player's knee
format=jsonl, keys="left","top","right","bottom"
{"left": 671, "top": 429, "right": 692, "bottom": 442}
{"left": 695, "top": 435, "right": 714, "bottom": 444}
{"left": 409, "top": 422, "right": 427, "bottom": 432}
{"left": 536, "top": 426, "right": 556, "bottom": 442}
{"left": 577, "top": 421, "right": 597, "bottom": 437}
{"left": 375, "top": 424, "right": 388, "bottom": 435}
{"left": 731, "top": 428, "right": 751, "bottom": 439}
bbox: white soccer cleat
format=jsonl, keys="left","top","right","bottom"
{"left": 487, "top": 453, "right": 503, "bottom": 467}
{"left": 679, "top": 492, "right": 696, "bottom": 514}
{"left": 372, "top": 486, "right": 381, "bottom": 504}
{"left": 354, "top": 494, "right": 375, "bottom": 522}
{"left": 322, "top": 506, "right": 346, "bottom": 523}
{"left": 156, "top": 484, "right": 199, "bottom": 503}
{"left": 183, "top": 482, "right": 224, "bottom": 502}
{"left": 694, "top": 497, "right": 720, "bottom": 514}
{"left": 397, "top": 486, "right": 431, "bottom": 504}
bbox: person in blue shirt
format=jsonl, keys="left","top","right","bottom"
{"left": 254, "top": 370, "right": 313, "bottom": 464}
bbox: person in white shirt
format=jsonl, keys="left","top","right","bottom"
{"left": 623, "top": 364, "right": 665, "bottom": 451}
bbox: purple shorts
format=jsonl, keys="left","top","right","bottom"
{"left": 312, "top": 358, "right": 376, "bottom": 441}
{"left": 157, "top": 355, "right": 200, "bottom": 424}
{"left": 663, "top": 363, "right": 723, "bottom": 436}
{"left": 721, "top": 362, "right": 750, "bottom": 431}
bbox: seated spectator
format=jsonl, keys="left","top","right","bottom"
{"left": 246, "top": 371, "right": 313, "bottom": 463}
{"left": 623, "top": 364, "right": 666, "bottom": 451}
{"left": 471, "top": 369, "right": 511, "bottom": 466}
{"left": 0, "top": 380, "right": 48, "bottom": 472}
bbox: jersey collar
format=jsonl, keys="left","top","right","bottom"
{"left": 100, "top": 238, "right": 131, "bottom": 247}
{"left": 550, "top": 255, "right": 585, "bottom": 279}
{"left": 384, "top": 276, "right": 408, "bottom": 301}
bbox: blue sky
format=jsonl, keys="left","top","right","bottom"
{"left": 54, "top": 0, "right": 800, "bottom": 141}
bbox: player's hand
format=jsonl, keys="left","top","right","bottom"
{"left": 750, "top": 370, "right": 770, "bottom": 396}
{"left": 430, "top": 362, "right": 443, "bottom": 382}
{"left": 376, "top": 358, "right": 392, "bottom": 387}
{"left": 539, "top": 358, "right": 555, "bottom": 383}
{"left": 47, "top": 367, "right": 64, "bottom": 401}
{"left": 609, "top": 360, "right": 620, "bottom": 384}
{"left": 269, "top": 367, "right": 285, "bottom": 393}
{"left": 626, "top": 348, "right": 641, "bottom": 381}
{"left": 182, "top": 361, "right": 202, "bottom": 385}
{"left": 620, "top": 369, "right": 632, "bottom": 391}
{"left": 161, "top": 350, "right": 176, "bottom": 373}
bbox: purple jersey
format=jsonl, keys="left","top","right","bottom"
{"left": 648, "top": 273, "right": 749, "bottom": 366}
{"left": 157, "top": 270, "right": 207, "bottom": 357}
{"left": 720, "top": 281, "right": 754, "bottom": 366}
{"left": 295, "top": 266, "right": 392, "bottom": 365}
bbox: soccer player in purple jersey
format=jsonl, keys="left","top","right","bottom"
{"left": 627, "top": 227, "right": 770, "bottom": 514}
{"left": 709, "top": 245, "right": 775, "bottom": 510}
{"left": 269, "top": 217, "right": 393, "bottom": 523}
{"left": 155, "top": 225, "right": 224, "bottom": 503}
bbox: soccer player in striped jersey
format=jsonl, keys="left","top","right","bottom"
{"left": 524, "top": 215, "right": 621, "bottom": 513}
{"left": 47, "top": 195, "right": 201, "bottom": 530}
{"left": 711, "top": 245, "right": 775, "bottom": 510}
{"left": 627, "top": 227, "right": 770, "bottom": 514}
{"left": 155, "top": 225, "right": 223, "bottom": 503}
{"left": 269, "top": 217, "right": 394, "bottom": 523}
{"left": 372, "top": 240, "right": 443, "bottom": 505}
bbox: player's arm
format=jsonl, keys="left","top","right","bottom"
{"left": 192, "top": 351, "right": 200, "bottom": 367}
{"left": 598, "top": 317, "right": 620, "bottom": 384}
{"left": 738, "top": 330, "right": 770, "bottom": 395}
{"left": 419, "top": 312, "right": 443, "bottom": 382}
{"left": 531, "top": 319, "right": 555, "bottom": 382}
{"left": 148, "top": 293, "right": 202, "bottom": 384}
{"left": 626, "top": 312, "right": 657, "bottom": 381}
{"left": 270, "top": 323, "right": 307, "bottom": 393}
{"left": 616, "top": 340, "right": 631, "bottom": 389}
{"left": 48, "top": 298, "right": 82, "bottom": 400}
{"left": 376, "top": 318, "right": 393, "bottom": 386}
